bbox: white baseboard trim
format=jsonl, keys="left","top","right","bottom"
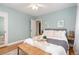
{"left": 7, "top": 40, "right": 24, "bottom": 46}
{"left": 0, "top": 44, "right": 7, "bottom": 47}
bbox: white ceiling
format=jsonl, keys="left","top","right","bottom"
{"left": 2, "top": 3, "right": 77, "bottom": 16}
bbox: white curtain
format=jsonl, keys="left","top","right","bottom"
{"left": 74, "top": 4, "right": 79, "bottom": 55}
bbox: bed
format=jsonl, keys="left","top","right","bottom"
{"left": 18, "top": 29, "right": 68, "bottom": 55}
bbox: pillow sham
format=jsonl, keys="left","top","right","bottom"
{"left": 42, "top": 30, "right": 66, "bottom": 39}
{"left": 24, "top": 38, "right": 34, "bottom": 45}
{"left": 32, "top": 35, "right": 46, "bottom": 41}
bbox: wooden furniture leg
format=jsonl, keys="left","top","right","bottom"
{"left": 17, "top": 43, "right": 49, "bottom": 55}
{"left": 17, "top": 47, "right": 19, "bottom": 55}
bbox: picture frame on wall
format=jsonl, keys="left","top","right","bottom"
{"left": 57, "top": 20, "right": 64, "bottom": 28}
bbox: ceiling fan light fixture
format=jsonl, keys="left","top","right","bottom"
{"left": 32, "top": 4, "right": 38, "bottom": 10}
{"left": 27, "top": 3, "right": 45, "bottom": 11}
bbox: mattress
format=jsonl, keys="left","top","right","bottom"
{"left": 24, "top": 37, "right": 68, "bottom": 55}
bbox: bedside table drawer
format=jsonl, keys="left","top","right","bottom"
{"left": 68, "top": 40, "right": 74, "bottom": 47}
{"left": 68, "top": 40, "right": 74, "bottom": 44}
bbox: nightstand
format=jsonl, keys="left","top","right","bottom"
{"left": 67, "top": 31, "right": 75, "bottom": 47}
{"left": 68, "top": 39, "right": 74, "bottom": 47}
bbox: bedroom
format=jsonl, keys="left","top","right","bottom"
{"left": 0, "top": 3, "right": 78, "bottom": 55}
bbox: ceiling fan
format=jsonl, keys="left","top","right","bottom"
{"left": 27, "top": 3, "right": 45, "bottom": 11}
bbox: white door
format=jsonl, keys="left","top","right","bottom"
{"left": 31, "top": 20, "right": 36, "bottom": 37}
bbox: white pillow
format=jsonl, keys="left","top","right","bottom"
{"left": 42, "top": 30, "right": 66, "bottom": 39}
{"left": 24, "top": 38, "right": 34, "bottom": 45}
{"left": 32, "top": 35, "right": 44, "bottom": 41}
{"left": 42, "top": 30, "right": 54, "bottom": 38}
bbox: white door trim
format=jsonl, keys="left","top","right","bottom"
{"left": 31, "top": 19, "right": 36, "bottom": 37}
{"left": 0, "top": 12, "right": 8, "bottom": 45}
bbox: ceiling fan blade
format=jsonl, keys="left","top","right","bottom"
{"left": 37, "top": 4, "right": 45, "bottom": 7}
{"left": 27, "top": 3, "right": 45, "bottom": 8}
{"left": 27, "top": 4, "right": 33, "bottom": 8}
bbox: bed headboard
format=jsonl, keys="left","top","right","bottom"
{"left": 45, "top": 28, "right": 67, "bottom": 31}
{"left": 44, "top": 28, "right": 67, "bottom": 36}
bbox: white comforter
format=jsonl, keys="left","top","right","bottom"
{"left": 24, "top": 38, "right": 66, "bottom": 55}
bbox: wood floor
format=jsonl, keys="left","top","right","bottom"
{"left": 69, "top": 47, "right": 75, "bottom": 55}
{"left": 0, "top": 43, "right": 21, "bottom": 55}
{"left": 0, "top": 43, "right": 75, "bottom": 55}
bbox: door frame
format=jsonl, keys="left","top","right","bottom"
{"left": 31, "top": 18, "right": 43, "bottom": 37}
{"left": 31, "top": 20, "right": 36, "bottom": 37}
{"left": 0, "top": 12, "right": 8, "bottom": 45}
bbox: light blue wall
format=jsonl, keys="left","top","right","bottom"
{"left": 39, "top": 6, "right": 77, "bottom": 31}
{"left": 0, "top": 4, "right": 77, "bottom": 43}
{"left": 0, "top": 5, "right": 31, "bottom": 43}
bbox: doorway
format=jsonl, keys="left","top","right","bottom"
{"left": 0, "top": 12, "right": 8, "bottom": 47}
{"left": 36, "top": 21, "right": 41, "bottom": 35}
{"left": 31, "top": 20, "right": 42, "bottom": 37}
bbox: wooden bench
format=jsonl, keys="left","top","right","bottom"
{"left": 17, "top": 43, "right": 49, "bottom": 55}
